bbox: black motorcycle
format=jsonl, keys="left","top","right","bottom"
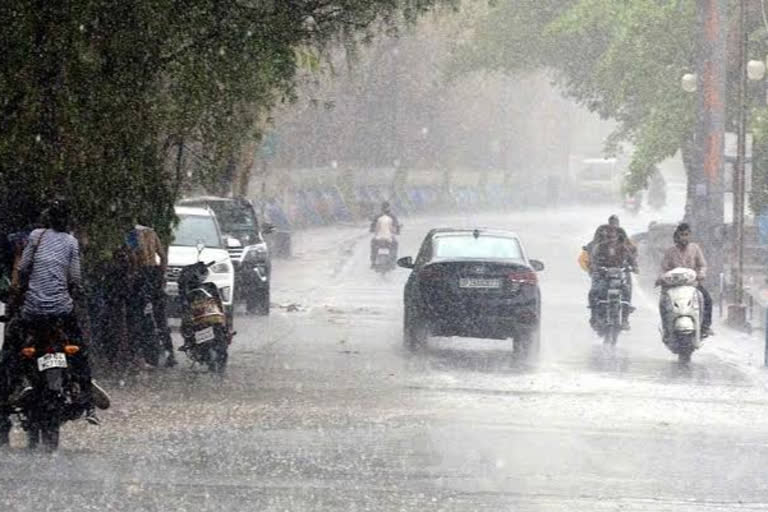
{"left": 6, "top": 318, "right": 110, "bottom": 450}
{"left": 177, "top": 261, "right": 232, "bottom": 373}
{"left": 592, "top": 266, "right": 631, "bottom": 345}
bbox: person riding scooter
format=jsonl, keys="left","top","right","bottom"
{"left": 588, "top": 225, "right": 637, "bottom": 330}
{"left": 659, "top": 223, "right": 713, "bottom": 338}
{"left": 369, "top": 201, "right": 401, "bottom": 268}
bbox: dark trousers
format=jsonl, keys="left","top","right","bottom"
{"left": 127, "top": 267, "right": 172, "bottom": 364}
{"left": 370, "top": 238, "right": 398, "bottom": 264}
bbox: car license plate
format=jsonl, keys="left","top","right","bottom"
{"left": 37, "top": 353, "right": 67, "bottom": 372}
{"left": 377, "top": 248, "right": 390, "bottom": 255}
{"left": 194, "top": 326, "right": 216, "bottom": 344}
{"left": 459, "top": 277, "right": 501, "bottom": 289}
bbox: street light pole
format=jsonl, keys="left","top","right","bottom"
{"left": 734, "top": 0, "right": 747, "bottom": 309}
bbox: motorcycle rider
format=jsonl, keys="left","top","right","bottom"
{"left": 369, "top": 201, "right": 401, "bottom": 268}
{"left": 588, "top": 225, "right": 637, "bottom": 330}
{"left": 1, "top": 200, "right": 99, "bottom": 443}
{"left": 125, "top": 218, "right": 174, "bottom": 367}
{"left": 659, "top": 223, "right": 713, "bottom": 337}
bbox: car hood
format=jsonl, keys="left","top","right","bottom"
{"left": 168, "top": 246, "right": 230, "bottom": 267}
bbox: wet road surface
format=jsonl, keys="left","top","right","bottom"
{"left": 3, "top": 205, "right": 768, "bottom": 511}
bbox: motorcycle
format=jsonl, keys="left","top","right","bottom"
{"left": 177, "top": 261, "right": 233, "bottom": 373}
{"left": 592, "top": 266, "right": 631, "bottom": 345}
{"left": 622, "top": 191, "right": 642, "bottom": 215}
{"left": 5, "top": 318, "right": 110, "bottom": 451}
{"left": 658, "top": 267, "right": 702, "bottom": 363}
{"left": 372, "top": 240, "right": 397, "bottom": 274}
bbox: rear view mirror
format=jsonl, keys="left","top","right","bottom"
{"left": 262, "top": 222, "right": 275, "bottom": 235}
{"left": 530, "top": 259, "right": 545, "bottom": 271}
{"left": 397, "top": 256, "right": 415, "bottom": 269}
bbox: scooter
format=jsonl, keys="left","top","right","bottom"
{"left": 177, "top": 261, "right": 233, "bottom": 373}
{"left": 372, "top": 241, "right": 397, "bottom": 274}
{"left": 622, "top": 191, "right": 642, "bottom": 215}
{"left": 658, "top": 267, "right": 702, "bottom": 363}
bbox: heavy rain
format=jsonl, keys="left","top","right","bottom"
{"left": 1, "top": 1, "right": 768, "bottom": 511}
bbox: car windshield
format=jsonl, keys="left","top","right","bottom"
{"left": 184, "top": 201, "right": 258, "bottom": 234}
{"left": 432, "top": 235, "right": 523, "bottom": 260}
{"left": 171, "top": 214, "right": 222, "bottom": 248}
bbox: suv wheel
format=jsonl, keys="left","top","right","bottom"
{"left": 247, "top": 287, "right": 270, "bottom": 316}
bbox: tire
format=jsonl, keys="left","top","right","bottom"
{"left": 603, "top": 325, "right": 619, "bottom": 346}
{"left": 678, "top": 348, "right": 693, "bottom": 364}
{"left": 404, "top": 310, "right": 428, "bottom": 351}
{"left": 41, "top": 421, "right": 59, "bottom": 451}
{"left": 141, "top": 315, "right": 161, "bottom": 367}
{"left": 26, "top": 426, "right": 39, "bottom": 450}
{"left": 247, "top": 287, "right": 270, "bottom": 316}
{"left": 514, "top": 329, "right": 540, "bottom": 359}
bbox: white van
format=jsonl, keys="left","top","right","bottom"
{"left": 165, "top": 206, "right": 235, "bottom": 324}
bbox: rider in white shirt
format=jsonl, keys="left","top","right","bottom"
{"left": 369, "top": 202, "right": 401, "bottom": 267}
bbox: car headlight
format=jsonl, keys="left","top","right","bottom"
{"left": 243, "top": 244, "right": 268, "bottom": 261}
{"left": 210, "top": 261, "right": 232, "bottom": 274}
{"left": 219, "top": 286, "right": 232, "bottom": 302}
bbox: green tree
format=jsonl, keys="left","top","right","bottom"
{"left": 451, "top": 0, "right": 698, "bottom": 193}
{"left": 0, "top": 0, "right": 454, "bottom": 262}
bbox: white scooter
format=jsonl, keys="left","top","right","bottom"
{"left": 658, "top": 267, "right": 702, "bottom": 363}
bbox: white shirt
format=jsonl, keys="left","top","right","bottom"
{"left": 374, "top": 215, "right": 395, "bottom": 241}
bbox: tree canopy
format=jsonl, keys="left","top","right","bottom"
{"left": 0, "top": 0, "right": 453, "bottom": 260}
{"left": 451, "top": 0, "right": 700, "bottom": 193}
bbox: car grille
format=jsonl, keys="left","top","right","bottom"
{"left": 228, "top": 248, "right": 244, "bottom": 263}
{"left": 165, "top": 266, "right": 183, "bottom": 282}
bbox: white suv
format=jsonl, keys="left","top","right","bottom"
{"left": 165, "top": 206, "right": 235, "bottom": 324}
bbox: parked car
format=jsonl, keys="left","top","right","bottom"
{"left": 165, "top": 206, "right": 235, "bottom": 328}
{"left": 178, "top": 196, "right": 273, "bottom": 315}
{"left": 397, "top": 228, "right": 544, "bottom": 356}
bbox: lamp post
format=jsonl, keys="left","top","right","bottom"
{"left": 729, "top": 0, "right": 766, "bottom": 326}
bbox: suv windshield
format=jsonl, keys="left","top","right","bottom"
{"left": 172, "top": 214, "right": 223, "bottom": 248}
{"left": 433, "top": 235, "right": 523, "bottom": 260}
{"left": 183, "top": 200, "right": 258, "bottom": 234}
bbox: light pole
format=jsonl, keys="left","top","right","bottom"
{"left": 729, "top": 0, "right": 765, "bottom": 327}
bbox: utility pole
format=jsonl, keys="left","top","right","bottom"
{"left": 694, "top": 0, "right": 727, "bottom": 293}
{"left": 732, "top": 0, "right": 748, "bottom": 316}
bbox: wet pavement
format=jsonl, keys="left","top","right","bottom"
{"left": 3, "top": 204, "right": 768, "bottom": 511}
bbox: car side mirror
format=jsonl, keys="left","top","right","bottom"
{"left": 262, "top": 222, "right": 276, "bottom": 235}
{"left": 226, "top": 237, "right": 243, "bottom": 249}
{"left": 530, "top": 259, "right": 545, "bottom": 271}
{"left": 397, "top": 256, "right": 415, "bottom": 269}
